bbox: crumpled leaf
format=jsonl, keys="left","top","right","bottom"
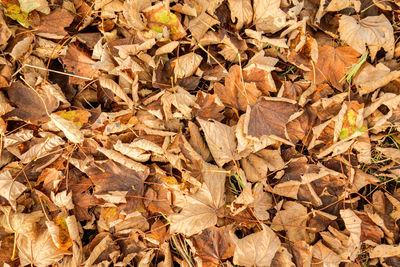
{"left": 99, "top": 77, "right": 134, "bottom": 109}
{"left": 4, "top": 4, "right": 31, "bottom": 28}
{"left": 228, "top": 0, "right": 253, "bottom": 29}
{"left": 241, "top": 149, "right": 285, "bottom": 182}
{"left": 0, "top": 171, "right": 26, "bottom": 210}
{"left": 230, "top": 224, "right": 281, "bottom": 266}
{"left": 35, "top": 8, "right": 74, "bottom": 39}
{"left": 198, "top": 118, "right": 238, "bottom": 167}
{"left": 339, "top": 14, "right": 394, "bottom": 60}
{"left": 0, "top": 207, "right": 42, "bottom": 236}
{"left": 354, "top": 63, "right": 400, "bottom": 95}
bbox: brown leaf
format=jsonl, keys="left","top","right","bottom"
{"left": 171, "top": 52, "right": 202, "bottom": 79}
{"left": 245, "top": 97, "right": 298, "bottom": 143}
{"left": 35, "top": 8, "right": 74, "bottom": 39}
{"left": 193, "top": 91, "right": 225, "bottom": 121}
{"left": 86, "top": 160, "right": 149, "bottom": 212}
{"left": 306, "top": 45, "right": 360, "bottom": 90}
{"left": 62, "top": 44, "right": 98, "bottom": 84}
{"left": 5, "top": 81, "right": 59, "bottom": 124}
{"left": 191, "top": 226, "right": 235, "bottom": 266}
{"left": 215, "top": 65, "right": 262, "bottom": 111}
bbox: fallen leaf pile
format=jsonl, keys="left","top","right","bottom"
{"left": 1, "top": 0, "right": 400, "bottom": 266}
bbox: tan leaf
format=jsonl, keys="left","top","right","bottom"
{"left": 18, "top": 0, "right": 50, "bottom": 14}
{"left": 230, "top": 224, "right": 281, "bottom": 266}
{"left": 354, "top": 63, "right": 400, "bottom": 95}
{"left": 370, "top": 244, "right": 400, "bottom": 258}
{"left": 0, "top": 12, "right": 11, "bottom": 46}
{"left": 171, "top": 52, "right": 202, "bottom": 79}
{"left": 241, "top": 149, "right": 285, "bottom": 182}
{"left": 0, "top": 207, "right": 42, "bottom": 236}
{"left": 50, "top": 113, "right": 84, "bottom": 143}
{"left": 198, "top": 118, "right": 238, "bottom": 167}
{"left": 10, "top": 35, "right": 34, "bottom": 61}
{"left": 339, "top": 14, "right": 394, "bottom": 60}
{"left": 228, "top": 0, "right": 253, "bottom": 29}
{"left": 189, "top": 12, "right": 220, "bottom": 41}
{"left": 155, "top": 41, "right": 179, "bottom": 55}
{"left": 253, "top": 0, "right": 287, "bottom": 33}
{"left": 340, "top": 209, "right": 362, "bottom": 261}
{"left": 0, "top": 171, "right": 26, "bottom": 210}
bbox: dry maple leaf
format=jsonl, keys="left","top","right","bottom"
{"left": 169, "top": 163, "right": 226, "bottom": 236}
{"left": 5, "top": 81, "right": 59, "bottom": 124}
{"left": 191, "top": 225, "right": 235, "bottom": 266}
{"left": 17, "top": 228, "right": 69, "bottom": 267}
{"left": 230, "top": 224, "right": 281, "bottom": 266}
{"left": 306, "top": 45, "right": 360, "bottom": 91}
{"left": 339, "top": 14, "right": 394, "bottom": 60}
{"left": 62, "top": 44, "right": 97, "bottom": 84}
{"left": 245, "top": 97, "right": 298, "bottom": 144}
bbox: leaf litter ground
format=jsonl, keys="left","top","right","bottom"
{"left": 1, "top": 0, "right": 400, "bottom": 266}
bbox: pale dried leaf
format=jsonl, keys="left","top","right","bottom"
{"left": 230, "top": 224, "right": 281, "bottom": 266}
{"left": 172, "top": 53, "right": 202, "bottom": 79}
{"left": 0, "top": 171, "right": 26, "bottom": 210}
{"left": 339, "top": 14, "right": 394, "bottom": 60}
{"left": 354, "top": 63, "right": 400, "bottom": 95}
{"left": 253, "top": 0, "right": 287, "bottom": 33}
{"left": 50, "top": 113, "right": 84, "bottom": 143}
{"left": 198, "top": 118, "right": 238, "bottom": 167}
{"left": 228, "top": 0, "right": 253, "bottom": 29}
